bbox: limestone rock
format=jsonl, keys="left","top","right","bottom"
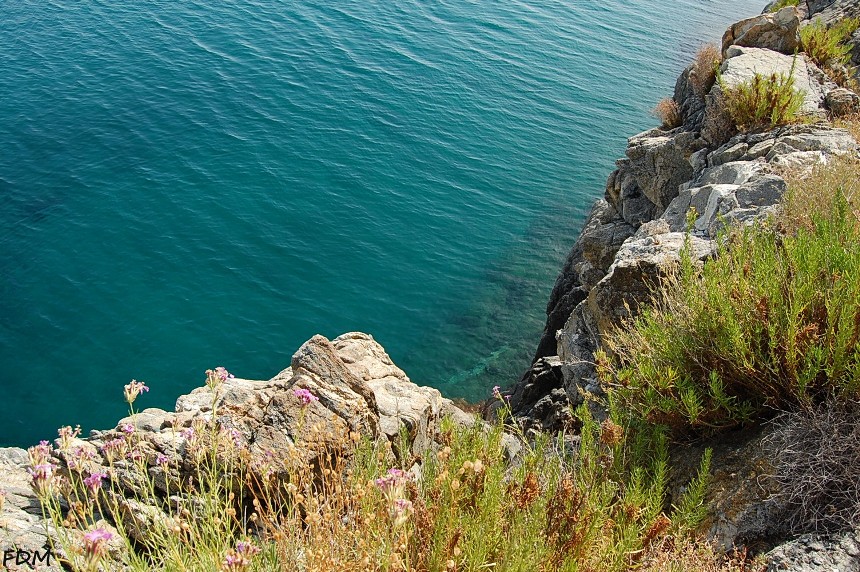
{"left": 826, "top": 86, "right": 860, "bottom": 116}
{"left": 577, "top": 200, "right": 636, "bottom": 273}
{"left": 332, "top": 332, "right": 472, "bottom": 457}
{"left": 0, "top": 448, "right": 62, "bottom": 571}
{"left": 722, "top": 7, "right": 801, "bottom": 56}
{"left": 766, "top": 529, "right": 860, "bottom": 571}
{"left": 586, "top": 232, "right": 715, "bottom": 335}
{"left": 624, "top": 128, "right": 706, "bottom": 211}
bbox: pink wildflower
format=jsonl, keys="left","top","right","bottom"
{"left": 101, "top": 438, "right": 128, "bottom": 463}
{"left": 391, "top": 498, "right": 414, "bottom": 527}
{"left": 82, "top": 527, "right": 113, "bottom": 563}
{"left": 293, "top": 388, "right": 319, "bottom": 406}
{"left": 124, "top": 380, "right": 149, "bottom": 404}
{"left": 180, "top": 427, "right": 195, "bottom": 441}
{"left": 375, "top": 468, "right": 410, "bottom": 500}
{"left": 206, "top": 366, "right": 234, "bottom": 389}
{"left": 28, "top": 440, "right": 53, "bottom": 466}
{"left": 83, "top": 471, "right": 107, "bottom": 494}
{"left": 120, "top": 423, "right": 135, "bottom": 435}
{"left": 221, "top": 539, "right": 260, "bottom": 571}
{"left": 155, "top": 453, "right": 170, "bottom": 467}
{"left": 28, "top": 463, "right": 55, "bottom": 496}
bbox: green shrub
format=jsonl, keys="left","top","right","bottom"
{"left": 800, "top": 17, "right": 859, "bottom": 70}
{"left": 720, "top": 64, "right": 805, "bottom": 131}
{"left": 769, "top": 0, "right": 800, "bottom": 12}
{"left": 601, "top": 193, "right": 860, "bottom": 433}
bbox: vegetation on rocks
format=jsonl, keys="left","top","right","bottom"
{"left": 689, "top": 44, "right": 722, "bottom": 98}
{"left": 768, "top": 0, "right": 800, "bottom": 13}
{"left": 600, "top": 134, "right": 860, "bottom": 435}
{"left": 799, "top": 16, "right": 859, "bottom": 80}
{"left": 653, "top": 98, "right": 683, "bottom": 129}
{"left": 719, "top": 65, "right": 805, "bottom": 131}
{"left": 30, "top": 380, "right": 756, "bottom": 572}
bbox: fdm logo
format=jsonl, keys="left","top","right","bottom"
{"left": 2, "top": 547, "right": 54, "bottom": 570}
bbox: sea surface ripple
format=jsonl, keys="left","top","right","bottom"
{"left": 1, "top": 0, "right": 763, "bottom": 445}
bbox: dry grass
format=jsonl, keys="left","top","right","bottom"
{"left": 767, "top": 400, "right": 860, "bottom": 533}
{"left": 778, "top": 115, "right": 860, "bottom": 235}
{"left": 654, "top": 98, "right": 683, "bottom": 129}
{"left": 33, "top": 382, "right": 757, "bottom": 572}
{"left": 690, "top": 44, "right": 722, "bottom": 98}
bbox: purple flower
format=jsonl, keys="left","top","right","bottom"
{"left": 27, "top": 441, "right": 54, "bottom": 466}
{"left": 492, "top": 385, "right": 502, "bottom": 399}
{"left": 221, "top": 540, "right": 259, "bottom": 571}
{"left": 375, "top": 468, "right": 410, "bottom": 498}
{"left": 82, "top": 527, "right": 113, "bottom": 559}
{"left": 236, "top": 540, "right": 260, "bottom": 556}
{"left": 83, "top": 471, "right": 107, "bottom": 494}
{"left": 206, "top": 366, "right": 234, "bottom": 389}
{"left": 120, "top": 423, "right": 135, "bottom": 435}
{"left": 180, "top": 427, "right": 196, "bottom": 441}
{"left": 124, "top": 380, "right": 149, "bottom": 404}
{"left": 156, "top": 453, "right": 170, "bottom": 467}
{"left": 293, "top": 388, "right": 319, "bottom": 406}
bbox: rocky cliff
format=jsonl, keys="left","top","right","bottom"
{"left": 3, "top": 2, "right": 860, "bottom": 571}
{"left": 507, "top": 0, "right": 860, "bottom": 568}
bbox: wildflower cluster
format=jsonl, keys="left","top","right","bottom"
{"left": 205, "top": 367, "right": 234, "bottom": 390}
{"left": 293, "top": 387, "right": 319, "bottom": 406}
{"left": 221, "top": 540, "right": 261, "bottom": 571}
{"left": 123, "top": 380, "right": 149, "bottom": 405}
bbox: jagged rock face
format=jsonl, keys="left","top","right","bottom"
{"left": 827, "top": 87, "right": 860, "bottom": 116}
{"left": 0, "top": 332, "right": 472, "bottom": 567}
{"left": 807, "top": 0, "right": 860, "bottom": 24}
{"left": 514, "top": 3, "right": 860, "bottom": 556}
{"left": 722, "top": 6, "right": 801, "bottom": 56}
{"left": 766, "top": 529, "right": 860, "bottom": 571}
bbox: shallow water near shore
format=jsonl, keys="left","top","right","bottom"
{"left": 1, "top": 0, "right": 764, "bottom": 446}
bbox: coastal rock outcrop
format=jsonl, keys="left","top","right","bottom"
{"left": 0, "top": 332, "right": 473, "bottom": 570}
{"left": 722, "top": 6, "right": 801, "bottom": 56}
{"left": 512, "top": 0, "right": 860, "bottom": 554}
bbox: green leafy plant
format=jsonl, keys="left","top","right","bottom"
{"left": 768, "top": 0, "right": 800, "bottom": 12}
{"left": 800, "top": 17, "right": 859, "bottom": 69}
{"left": 601, "top": 181, "right": 860, "bottom": 433}
{"left": 719, "top": 63, "right": 805, "bottom": 131}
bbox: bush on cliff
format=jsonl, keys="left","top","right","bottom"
{"left": 719, "top": 66, "right": 805, "bottom": 132}
{"left": 600, "top": 152, "right": 860, "bottom": 434}
{"left": 799, "top": 16, "right": 859, "bottom": 85}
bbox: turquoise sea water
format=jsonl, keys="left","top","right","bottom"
{"left": 1, "top": 0, "right": 764, "bottom": 446}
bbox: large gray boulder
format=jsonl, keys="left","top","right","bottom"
{"left": 584, "top": 232, "right": 715, "bottom": 335}
{"left": 723, "top": 6, "right": 801, "bottom": 55}
{"left": 719, "top": 47, "right": 826, "bottom": 117}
